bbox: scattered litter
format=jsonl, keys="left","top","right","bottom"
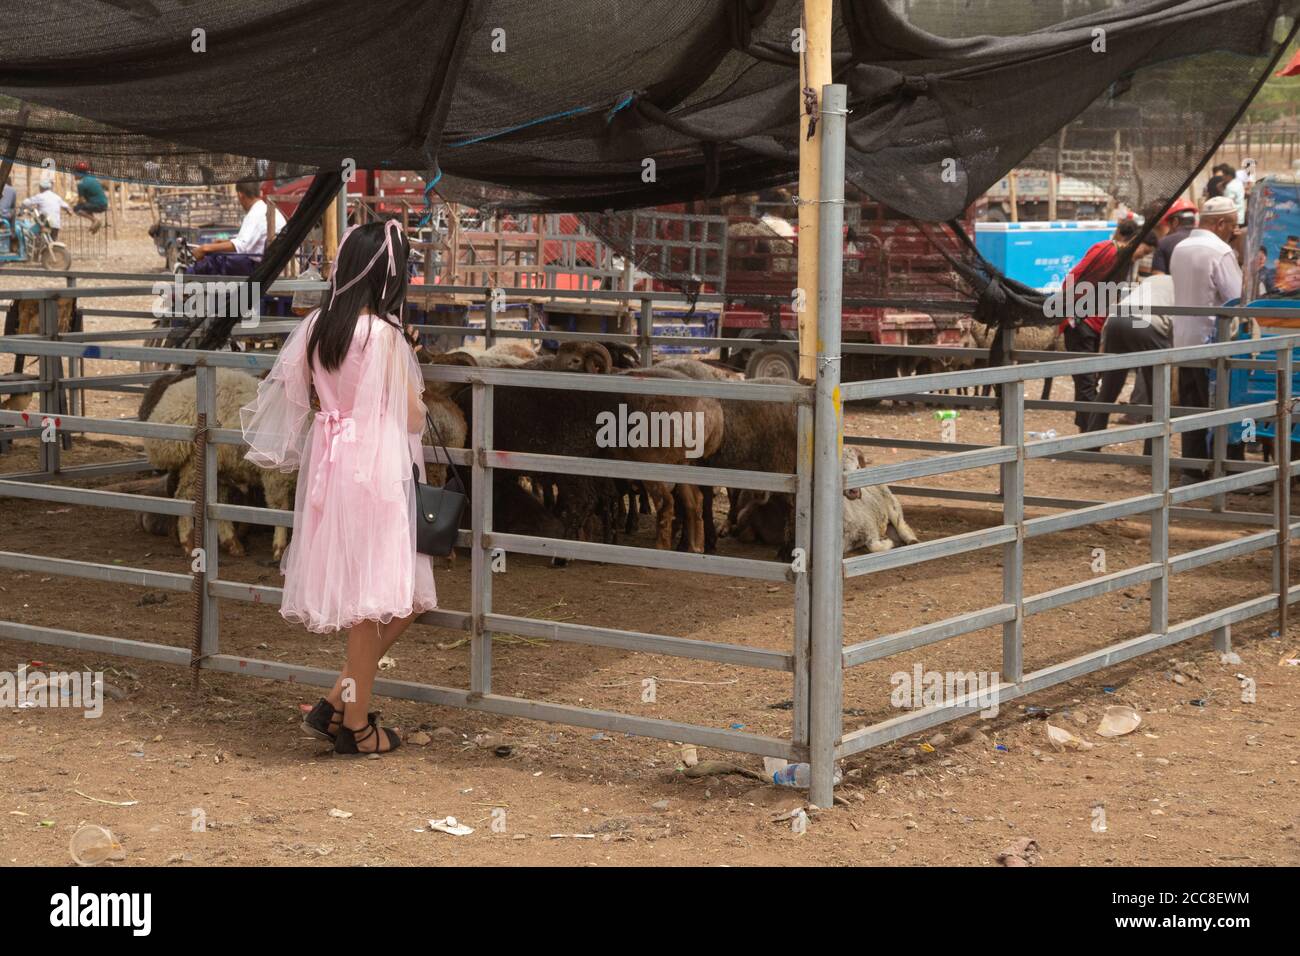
{"left": 428, "top": 816, "right": 473, "bottom": 836}
{"left": 548, "top": 833, "right": 594, "bottom": 839}
{"left": 494, "top": 745, "right": 513, "bottom": 758}
{"left": 1096, "top": 705, "right": 1141, "bottom": 737}
{"left": 996, "top": 837, "right": 1040, "bottom": 867}
{"left": 729, "top": 723, "right": 744, "bottom": 730}
{"left": 406, "top": 731, "right": 432, "bottom": 746}
{"left": 1046, "top": 723, "right": 1094, "bottom": 751}
{"left": 590, "top": 732, "right": 607, "bottom": 741}
{"left": 1220, "top": 651, "right": 1243, "bottom": 665}
{"left": 995, "top": 744, "right": 1009, "bottom": 752}
{"left": 1190, "top": 698, "right": 1209, "bottom": 707}
{"left": 1102, "top": 686, "right": 1116, "bottom": 694}
{"left": 377, "top": 655, "right": 397, "bottom": 671}
{"left": 69, "top": 825, "right": 125, "bottom": 866}
{"left": 328, "top": 808, "right": 352, "bottom": 819}
{"left": 680, "top": 745, "right": 698, "bottom": 767}
{"left": 918, "top": 742, "right": 935, "bottom": 753}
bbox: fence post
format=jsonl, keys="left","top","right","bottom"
{"left": 1000, "top": 379, "right": 1025, "bottom": 684}
{"left": 1275, "top": 347, "right": 1292, "bottom": 639}
{"left": 639, "top": 295, "right": 654, "bottom": 368}
{"left": 792, "top": 403, "right": 813, "bottom": 752}
{"left": 1151, "top": 363, "right": 1171, "bottom": 636}
{"left": 470, "top": 380, "right": 494, "bottom": 696}
{"left": 1212, "top": 316, "right": 1231, "bottom": 513}
{"left": 191, "top": 363, "right": 219, "bottom": 686}
{"left": 808, "top": 83, "right": 847, "bottom": 808}
{"left": 37, "top": 297, "right": 61, "bottom": 476}
{"left": 483, "top": 288, "right": 496, "bottom": 349}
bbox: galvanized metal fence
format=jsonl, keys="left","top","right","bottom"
{"left": 2, "top": 85, "right": 1297, "bottom": 807}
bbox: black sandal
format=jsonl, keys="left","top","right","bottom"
{"left": 302, "top": 698, "right": 377, "bottom": 742}
{"left": 334, "top": 717, "right": 401, "bottom": 756}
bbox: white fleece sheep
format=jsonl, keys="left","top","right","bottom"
{"left": 144, "top": 368, "right": 297, "bottom": 558}
{"left": 842, "top": 447, "right": 918, "bottom": 554}
{"left": 445, "top": 340, "right": 537, "bottom": 368}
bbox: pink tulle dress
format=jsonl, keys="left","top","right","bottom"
{"left": 239, "top": 311, "right": 436, "bottom": 633}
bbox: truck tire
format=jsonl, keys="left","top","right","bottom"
{"left": 744, "top": 347, "right": 797, "bottom": 380}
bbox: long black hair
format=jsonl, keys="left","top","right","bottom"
{"left": 307, "top": 219, "right": 410, "bottom": 372}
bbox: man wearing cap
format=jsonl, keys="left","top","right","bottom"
{"left": 72, "top": 162, "right": 109, "bottom": 234}
{"left": 1169, "top": 195, "right": 1243, "bottom": 481}
{"left": 19, "top": 177, "right": 72, "bottom": 239}
{"left": 1150, "top": 203, "right": 1197, "bottom": 276}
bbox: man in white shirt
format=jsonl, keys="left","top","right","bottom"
{"left": 1223, "top": 171, "right": 1247, "bottom": 227}
{"left": 1169, "top": 195, "right": 1243, "bottom": 479}
{"left": 19, "top": 177, "right": 73, "bottom": 238}
{"left": 193, "top": 179, "right": 285, "bottom": 262}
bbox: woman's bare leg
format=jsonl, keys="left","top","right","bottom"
{"left": 319, "top": 612, "right": 418, "bottom": 746}
{"left": 338, "top": 622, "right": 397, "bottom": 752}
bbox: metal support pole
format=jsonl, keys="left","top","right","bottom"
{"left": 1000, "top": 379, "right": 1025, "bottom": 683}
{"left": 639, "top": 296, "right": 654, "bottom": 368}
{"left": 470, "top": 380, "right": 494, "bottom": 695}
{"left": 1212, "top": 315, "right": 1231, "bottom": 512}
{"left": 792, "top": 403, "right": 813, "bottom": 750}
{"left": 192, "top": 364, "right": 219, "bottom": 686}
{"left": 483, "top": 289, "right": 496, "bottom": 349}
{"left": 1151, "top": 363, "right": 1171, "bottom": 635}
{"left": 1275, "top": 347, "right": 1292, "bottom": 639}
{"left": 808, "top": 83, "right": 846, "bottom": 808}
{"left": 37, "top": 298, "right": 60, "bottom": 476}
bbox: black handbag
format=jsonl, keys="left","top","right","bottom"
{"left": 412, "top": 410, "right": 467, "bottom": 557}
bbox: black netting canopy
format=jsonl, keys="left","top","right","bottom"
{"left": 1, "top": 0, "right": 1296, "bottom": 224}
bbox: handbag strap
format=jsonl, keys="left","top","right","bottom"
{"left": 421, "top": 408, "right": 466, "bottom": 490}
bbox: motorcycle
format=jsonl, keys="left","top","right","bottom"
{"left": 0, "top": 209, "right": 73, "bottom": 270}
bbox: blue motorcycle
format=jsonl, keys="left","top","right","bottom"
{"left": 0, "top": 209, "right": 73, "bottom": 270}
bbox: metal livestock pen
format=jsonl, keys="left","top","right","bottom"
{"left": 1, "top": 86, "right": 1297, "bottom": 807}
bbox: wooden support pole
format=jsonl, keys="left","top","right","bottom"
{"left": 322, "top": 192, "right": 340, "bottom": 278}
{"left": 796, "top": 0, "right": 833, "bottom": 384}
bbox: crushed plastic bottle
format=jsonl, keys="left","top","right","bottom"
{"left": 1027, "top": 429, "right": 1058, "bottom": 441}
{"left": 772, "top": 763, "right": 843, "bottom": 788}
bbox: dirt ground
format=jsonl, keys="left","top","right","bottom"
{"left": 1, "top": 211, "right": 1298, "bottom": 867}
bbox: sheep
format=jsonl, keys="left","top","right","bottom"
{"left": 725, "top": 448, "right": 920, "bottom": 556}
{"left": 702, "top": 376, "right": 798, "bottom": 557}
{"left": 413, "top": 350, "right": 472, "bottom": 487}
{"left": 610, "top": 365, "right": 724, "bottom": 553}
{"left": 443, "top": 340, "right": 537, "bottom": 369}
{"left": 553, "top": 341, "right": 613, "bottom": 374}
{"left": 841, "top": 447, "right": 918, "bottom": 554}
{"left": 954, "top": 321, "right": 1062, "bottom": 399}
{"left": 143, "top": 368, "right": 297, "bottom": 559}
{"left": 722, "top": 489, "right": 790, "bottom": 547}
{"left": 3, "top": 298, "right": 80, "bottom": 377}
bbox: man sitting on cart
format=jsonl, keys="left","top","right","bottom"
{"left": 71, "top": 161, "right": 109, "bottom": 234}
{"left": 190, "top": 179, "right": 286, "bottom": 277}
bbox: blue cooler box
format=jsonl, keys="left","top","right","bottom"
{"left": 1228, "top": 299, "right": 1300, "bottom": 445}
{"left": 975, "top": 221, "right": 1116, "bottom": 293}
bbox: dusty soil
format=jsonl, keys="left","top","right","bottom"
{"left": 1, "top": 210, "right": 1298, "bottom": 867}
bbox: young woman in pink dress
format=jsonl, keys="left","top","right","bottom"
{"left": 240, "top": 219, "right": 435, "bottom": 755}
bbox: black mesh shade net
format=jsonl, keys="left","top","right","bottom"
{"left": 1, "top": 0, "right": 1297, "bottom": 337}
